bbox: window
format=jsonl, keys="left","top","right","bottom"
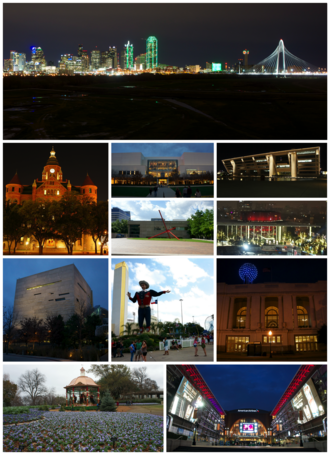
{"left": 263, "top": 335, "right": 281, "bottom": 344}
{"left": 44, "top": 190, "right": 47, "bottom": 195}
{"left": 265, "top": 307, "right": 279, "bottom": 328}
{"left": 236, "top": 307, "right": 246, "bottom": 328}
{"left": 59, "top": 293, "right": 70, "bottom": 296}
{"left": 27, "top": 280, "right": 62, "bottom": 290}
{"left": 89, "top": 188, "right": 92, "bottom": 193}
{"left": 34, "top": 293, "right": 41, "bottom": 296}
{"left": 295, "top": 335, "right": 318, "bottom": 351}
{"left": 78, "top": 282, "right": 88, "bottom": 294}
{"left": 55, "top": 298, "right": 65, "bottom": 301}
{"left": 57, "top": 190, "right": 60, "bottom": 195}
{"left": 226, "top": 336, "right": 250, "bottom": 352}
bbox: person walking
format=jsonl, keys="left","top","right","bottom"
{"left": 135, "top": 339, "right": 142, "bottom": 361}
{"left": 187, "top": 185, "right": 192, "bottom": 198}
{"left": 149, "top": 187, "right": 153, "bottom": 196}
{"left": 182, "top": 186, "right": 188, "bottom": 198}
{"left": 175, "top": 188, "right": 182, "bottom": 198}
{"left": 201, "top": 336, "right": 207, "bottom": 356}
{"left": 195, "top": 189, "right": 202, "bottom": 197}
{"left": 163, "top": 337, "right": 169, "bottom": 356}
{"left": 154, "top": 185, "right": 158, "bottom": 197}
{"left": 141, "top": 340, "right": 148, "bottom": 362}
{"left": 129, "top": 341, "right": 136, "bottom": 361}
{"left": 194, "top": 336, "right": 199, "bottom": 356}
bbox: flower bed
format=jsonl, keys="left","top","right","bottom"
{"left": 4, "top": 409, "right": 46, "bottom": 425}
{"left": 3, "top": 411, "right": 163, "bottom": 452}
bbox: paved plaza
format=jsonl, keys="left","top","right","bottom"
{"left": 111, "top": 238, "right": 214, "bottom": 255}
{"left": 217, "top": 179, "right": 327, "bottom": 198}
{"left": 113, "top": 344, "right": 213, "bottom": 362}
{"left": 217, "top": 351, "right": 326, "bottom": 362}
{"left": 147, "top": 187, "right": 176, "bottom": 197}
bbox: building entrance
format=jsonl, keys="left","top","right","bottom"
{"left": 157, "top": 179, "right": 169, "bottom": 185}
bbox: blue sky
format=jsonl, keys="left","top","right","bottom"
{"left": 111, "top": 200, "right": 214, "bottom": 221}
{"left": 112, "top": 143, "right": 213, "bottom": 157}
{"left": 111, "top": 258, "right": 214, "bottom": 326}
{"left": 3, "top": 258, "right": 109, "bottom": 312}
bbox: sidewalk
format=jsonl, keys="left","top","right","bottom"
{"left": 112, "top": 345, "right": 214, "bottom": 362}
{"left": 147, "top": 187, "right": 176, "bottom": 197}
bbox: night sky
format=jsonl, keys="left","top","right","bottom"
{"left": 3, "top": 258, "right": 109, "bottom": 311}
{"left": 3, "top": 143, "right": 109, "bottom": 201}
{"left": 217, "top": 143, "right": 327, "bottom": 172}
{"left": 198, "top": 365, "right": 300, "bottom": 411}
{"left": 112, "top": 143, "right": 213, "bottom": 157}
{"left": 3, "top": 4, "right": 327, "bottom": 68}
{"left": 217, "top": 258, "right": 327, "bottom": 284}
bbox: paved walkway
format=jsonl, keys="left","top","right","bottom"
{"left": 3, "top": 353, "right": 108, "bottom": 362}
{"left": 217, "top": 351, "right": 326, "bottom": 362}
{"left": 112, "top": 345, "right": 213, "bottom": 362}
{"left": 147, "top": 187, "right": 176, "bottom": 197}
{"left": 111, "top": 238, "right": 214, "bottom": 255}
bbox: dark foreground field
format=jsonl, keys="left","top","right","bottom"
{"left": 4, "top": 74, "right": 327, "bottom": 140}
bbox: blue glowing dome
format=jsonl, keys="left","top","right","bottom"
{"left": 239, "top": 263, "right": 258, "bottom": 283}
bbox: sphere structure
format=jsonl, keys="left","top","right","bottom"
{"left": 239, "top": 263, "right": 258, "bottom": 283}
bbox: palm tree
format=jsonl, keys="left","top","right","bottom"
{"left": 150, "top": 322, "right": 157, "bottom": 334}
{"left": 156, "top": 321, "right": 164, "bottom": 334}
{"left": 121, "top": 322, "right": 134, "bottom": 337}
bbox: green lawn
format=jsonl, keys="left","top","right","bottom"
{"left": 169, "top": 186, "right": 213, "bottom": 197}
{"left": 131, "top": 238, "right": 213, "bottom": 243}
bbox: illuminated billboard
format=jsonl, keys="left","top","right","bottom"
{"left": 212, "top": 63, "right": 222, "bottom": 72}
{"left": 240, "top": 422, "right": 258, "bottom": 433}
{"left": 291, "top": 378, "right": 325, "bottom": 423}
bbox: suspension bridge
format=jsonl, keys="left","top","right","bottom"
{"left": 250, "top": 39, "right": 321, "bottom": 74}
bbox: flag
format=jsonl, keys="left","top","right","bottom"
{"left": 263, "top": 268, "right": 271, "bottom": 272}
{"left": 151, "top": 300, "right": 158, "bottom": 305}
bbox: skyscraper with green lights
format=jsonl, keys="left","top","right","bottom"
{"left": 124, "top": 41, "right": 134, "bottom": 69}
{"left": 146, "top": 36, "right": 158, "bottom": 69}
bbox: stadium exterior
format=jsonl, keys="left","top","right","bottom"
{"left": 222, "top": 147, "right": 320, "bottom": 178}
{"left": 112, "top": 152, "right": 213, "bottom": 185}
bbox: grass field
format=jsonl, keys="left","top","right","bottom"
{"left": 4, "top": 74, "right": 326, "bottom": 140}
{"left": 117, "top": 405, "right": 163, "bottom": 416}
{"left": 131, "top": 238, "right": 213, "bottom": 243}
{"left": 111, "top": 185, "right": 214, "bottom": 197}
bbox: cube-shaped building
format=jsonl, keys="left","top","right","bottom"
{"left": 13, "top": 264, "right": 93, "bottom": 323}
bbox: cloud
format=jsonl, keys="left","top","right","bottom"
{"left": 152, "top": 257, "right": 211, "bottom": 288}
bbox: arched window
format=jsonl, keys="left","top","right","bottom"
{"left": 297, "top": 306, "right": 309, "bottom": 327}
{"left": 265, "top": 306, "right": 278, "bottom": 328}
{"left": 236, "top": 307, "right": 246, "bottom": 328}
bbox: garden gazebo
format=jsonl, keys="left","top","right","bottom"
{"left": 64, "top": 367, "right": 100, "bottom": 407}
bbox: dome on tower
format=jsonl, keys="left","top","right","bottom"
{"left": 65, "top": 367, "right": 98, "bottom": 387}
{"left": 46, "top": 146, "right": 60, "bottom": 166}
{"left": 82, "top": 173, "right": 95, "bottom": 186}
{"left": 9, "top": 172, "right": 22, "bottom": 185}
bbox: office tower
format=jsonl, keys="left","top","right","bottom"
{"left": 81, "top": 50, "right": 89, "bottom": 71}
{"left": 146, "top": 36, "right": 158, "bottom": 69}
{"left": 78, "top": 44, "right": 83, "bottom": 58}
{"left": 111, "top": 207, "right": 131, "bottom": 221}
{"left": 101, "top": 51, "right": 112, "bottom": 68}
{"left": 124, "top": 41, "right": 134, "bottom": 69}
{"left": 31, "top": 47, "right": 46, "bottom": 68}
{"left": 109, "top": 47, "right": 117, "bottom": 68}
{"left": 90, "top": 48, "right": 101, "bottom": 70}
{"left": 135, "top": 53, "right": 146, "bottom": 70}
{"left": 243, "top": 49, "right": 249, "bottom": 67}
{"left": 13, "top": 53, "right": 26, "bottom": 71}
{"left": 112, "top": 262, "right": 129, "bottom": 335}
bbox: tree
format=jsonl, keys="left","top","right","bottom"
{"left": 29, "top": 316, "right": 46, "bottom": 348}
{"left": 100, "top": 391, "right": 117, "bottom": 412}
{"left": 187, "top": 209, "right": 214, "bottom": 239}
{"left": 3, "top": 201, "right": 25, "bottom": 254}
{"left": 18, "top": 317, "right": 34, "bottom": 347}
{"left": 112, "top": 219, "right": 128, "bottom": 234}
{"left": 88, "top": 365, "right": 137, "bottom": 400}
{"left": 18, "top": 369, "right": 47, "bottom": 405}
{"left": 46, "top": 314, "right": 65, "bottom": 346}
{"left": 84, "top": 314, "right": 102, "bottom": 345}
{"left": 85, "top": 201, "right": 108, "bottom": 255}
{"left": 66, "top": 300, "right": 88, "bottom": 350}
{"left": 121, "top": 322, "right": 134, "bottom": 337}
{"left": 3, "top": 374, "right": 18, "bottom": 406}
{"left": 53, "top": 193, "right": 88, "bottom": 255}
{"left": 20, "top": 200, "right": 57, "bottom": 255}
{"left": 3, "top": 306, "right": 19, "bottom": 354}
{"left": 131, "top": 366, "right": 149, "bottom": 388}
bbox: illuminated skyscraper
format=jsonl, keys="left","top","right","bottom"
{"left": 124, "top": 41, "right": 134, "bottom": 69}
{"left": 81, "top": 50, "right": 89, "bottom": 71}
{"left": 78, "top": 44, "right": 83, "bottom": 58}
{"left": 91, "top": 48, "right": 101, "bottom": 70}
{"left": 31, "top": 47, "right": 46, "bottom": 68}
{"left": 243, "top": 49, "right": 249, "bottom": 67}
{"left": 146, "top": 36, "right": 158, "bottom": 69}
{"left": 135, "top": 53, "right": 146, "bottom": 70}
{"left": 108, "top": 47, "right": 117, "bottom": 68}
{"left": 13, "top": 53, "right": 26, "bottom": 71}
{"left": 112, "top": 262, "right": 129, "bottom": 336}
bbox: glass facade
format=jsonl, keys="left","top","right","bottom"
{"left": 226, "top": 336, "right": 250, "bottom": 352}
{"left": 147, "top": 160, "right": 178, "bottom": 177}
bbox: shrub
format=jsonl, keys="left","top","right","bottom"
{"left": 100, "top": 391, "right": 117, "bottom": 412}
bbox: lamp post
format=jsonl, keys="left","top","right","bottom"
{"left": 180, "top": 299, "right": 183, "bottom": 325}
{"left": 268, "top": 330, "right": 272, "bottom": 358}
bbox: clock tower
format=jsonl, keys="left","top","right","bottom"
{"left": 42, "top": 146, "right": 63, "bottom": 182}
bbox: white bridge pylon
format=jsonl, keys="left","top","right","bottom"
{"left": 252, "top": 39, "right": 317, "bottom": 74}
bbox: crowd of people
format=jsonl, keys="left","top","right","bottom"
{"left": 70, "top": 392, "right": 96, "bottom": 406}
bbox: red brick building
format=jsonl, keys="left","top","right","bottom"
{"left": 4, "top": 147, "right": 103, "bottom": 254}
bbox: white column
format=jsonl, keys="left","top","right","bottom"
{"left": 290, "top": 152, "right": 297, "bottom": 178}
{"left": 246, "top": 297, "right": 251, "bottom": 329}
{"left": 278, "top": 296, "right": 283, "bottom": 328}
{"left": 231, "top": 160, "right": 237, "bottom": 177}
{"left": 278, "top": 226, "right": 282, "bottom": 243}
{"left": 309, "top": 226, "right": 312, "bottom": 238}
{"left": 247, "top": 225, "right": 250, "bottom": 240}
{"left": 293, "top": 296, "right": 299, "bottom": 328}
{"left": 268, "top": 154, "right": 276, "bottom": 177}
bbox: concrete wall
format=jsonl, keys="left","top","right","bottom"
{"left": 13, "top": 264, "right": 92, "bottom": 323}
{"left": 128, "top": 220, "right": 190, "bottom": 238}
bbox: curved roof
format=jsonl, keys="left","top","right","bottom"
{"left": 46, "top": 146, "right": 60, "bottom": 166}
{"left": 82, "top": 173, "right": 95, "bottom": 186}
{"left": 65, "top": 375, "right": 98, "bottom": 388}
{"left": 9, "top": 172, "right": 22, "bottom": 185}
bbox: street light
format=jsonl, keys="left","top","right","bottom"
{"left": 268, "top": 330, "right": 272, "bottom": 358}
{"left": 179, "top": 299, "right": 183, "bottom": 325}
